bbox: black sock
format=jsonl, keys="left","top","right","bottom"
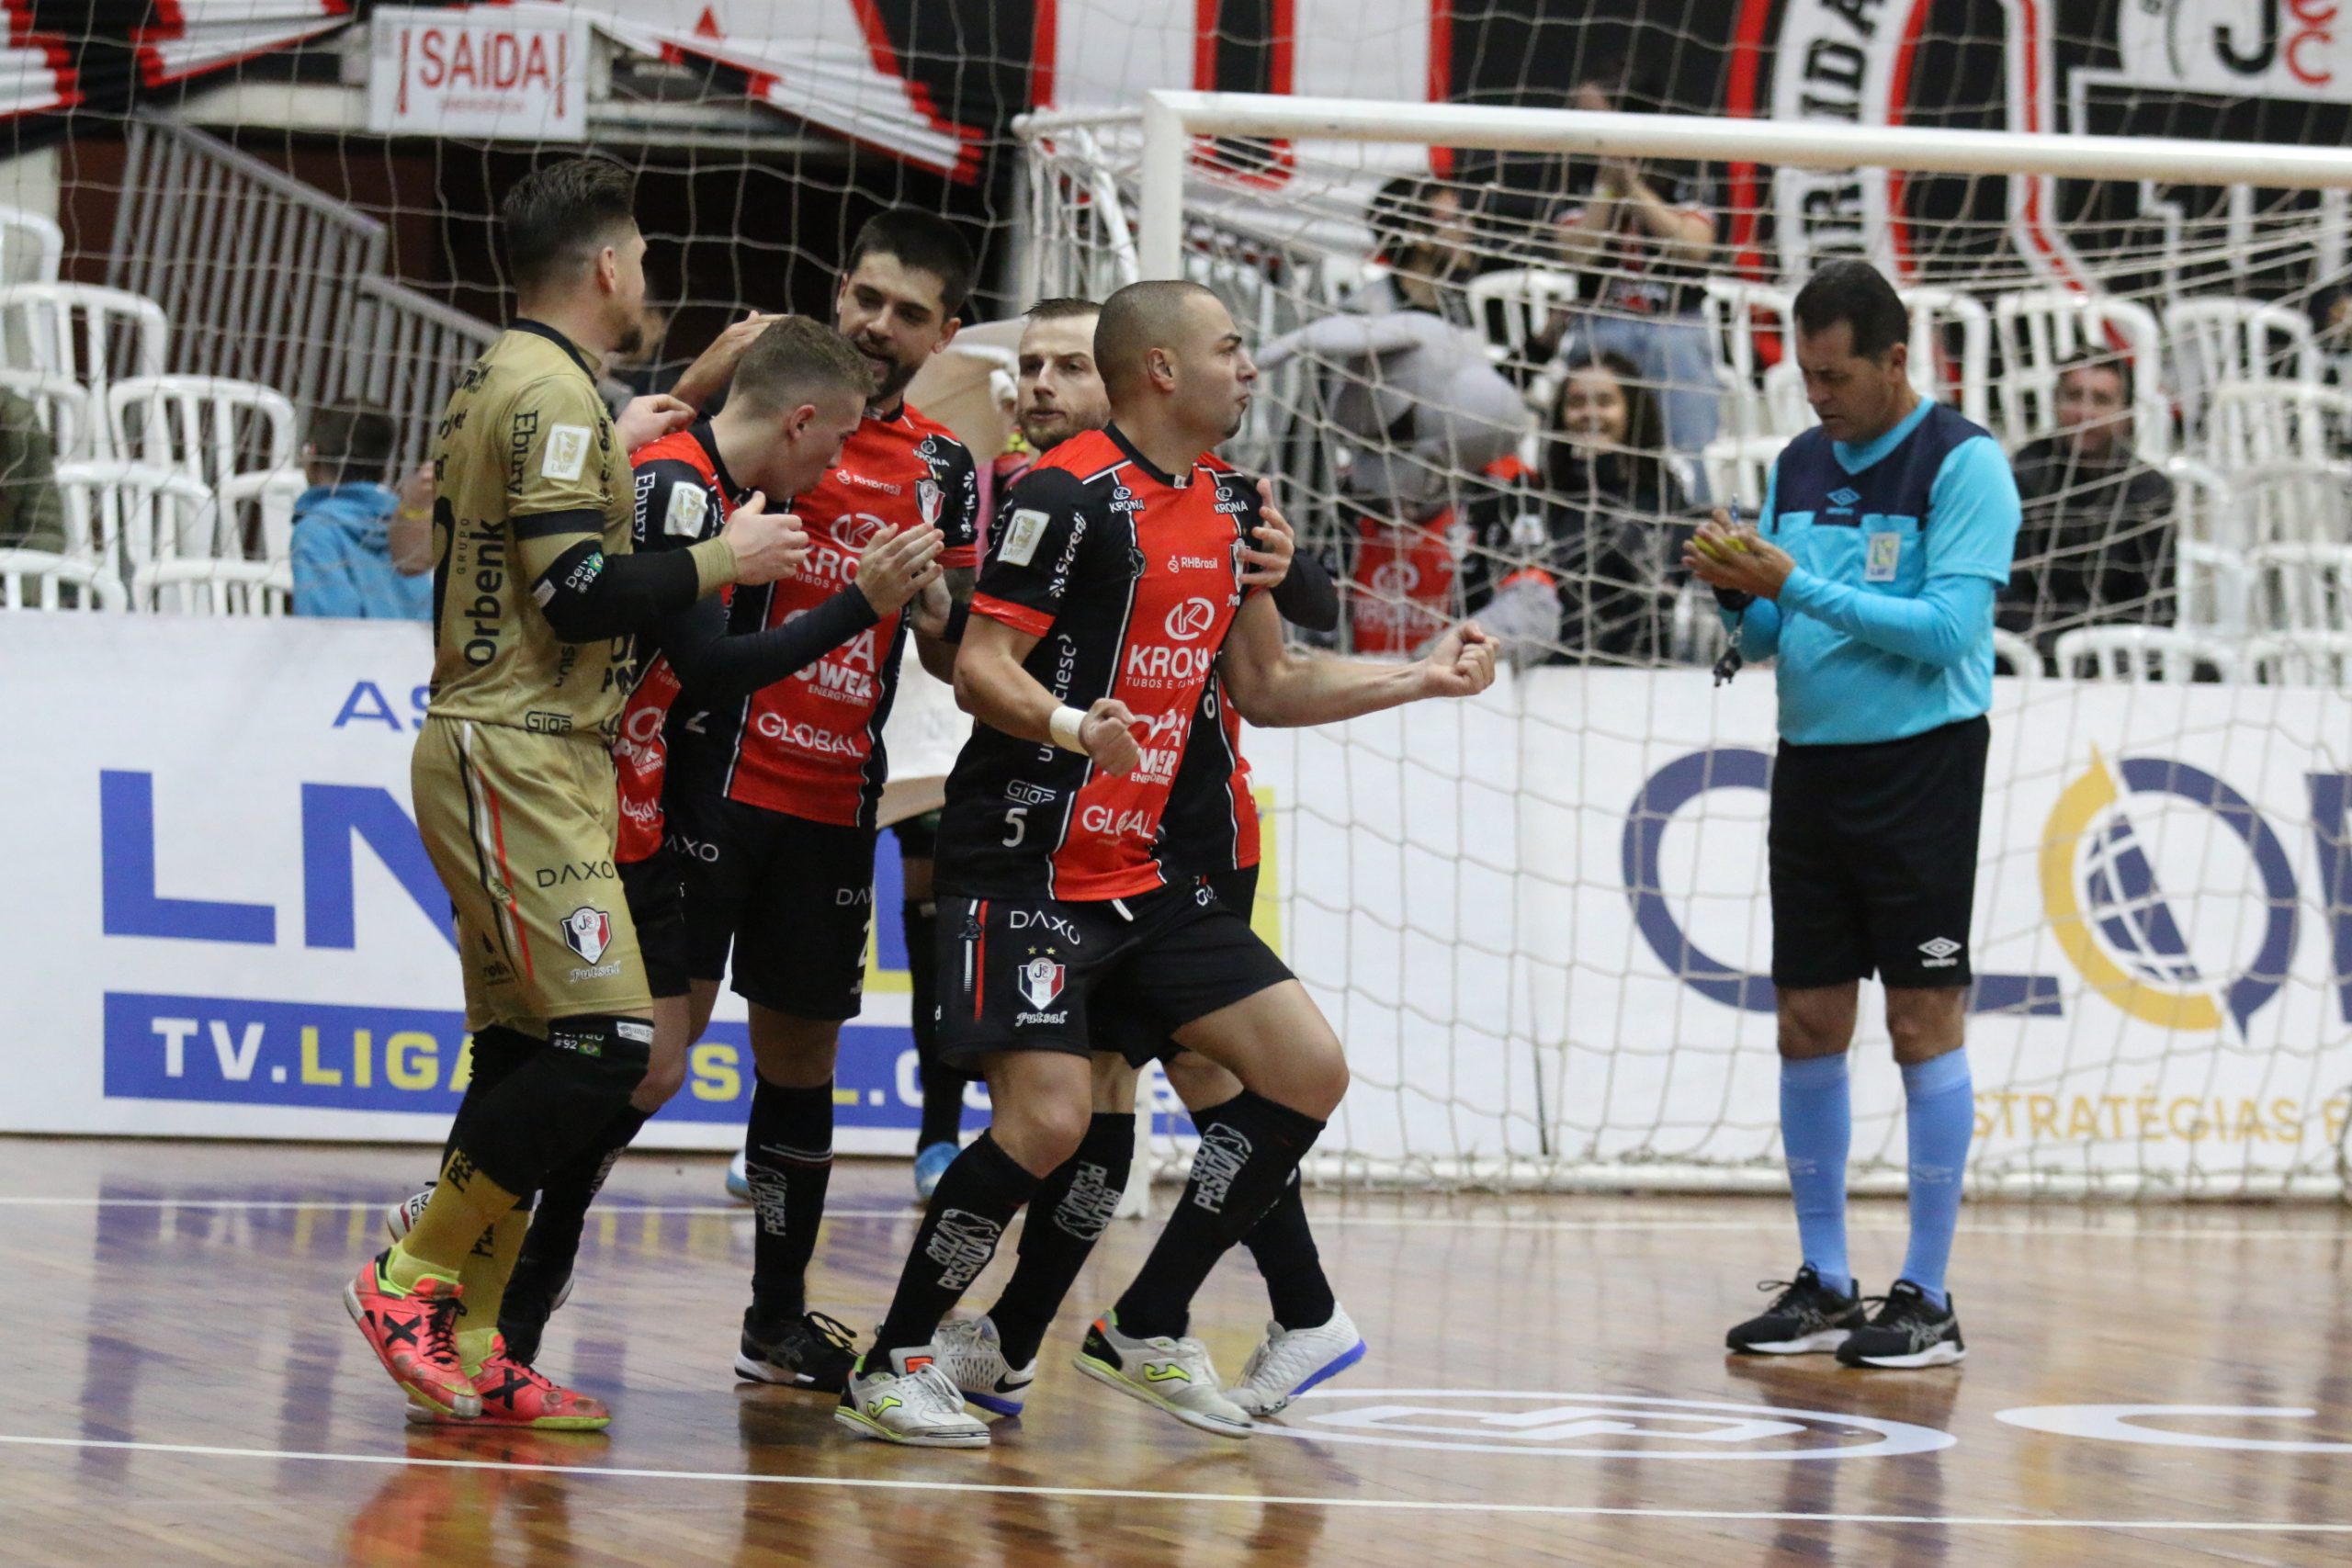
{"left": 1114, "top": 1091, "right": 1324, "bottom": 1341}
{"left": 745, "top": 1076, "right": 834, "bottom": 1319}
{"left": 512, "top": 1103, "right": 650, "bottom": 1294}
{"left": 988, "top": 1112, "right": 1134, "bottom": 1367}
{"left": 872, "top": 1132, "right": 1040, "bottom": 1359}
{"left": 1242, "top": 1168, "right": 1335, "bottom": 1331}
{"left": 905, "top": 898, "right": 965, "bottom": 1150}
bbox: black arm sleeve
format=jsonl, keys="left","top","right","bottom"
{"left": 658, "top": 583, "right": 882, "bottom": 703}
{"left": 1271, "top": 548, "right": 1341, "bottom": 633}
{"left": 534, "top": 537, "right": 706, "bottom": 642}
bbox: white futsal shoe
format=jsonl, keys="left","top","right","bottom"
{"left": 933, "top": 1314, "right": 1037, "bottom": 1417}
{"left": 1074, "top": 1313, "right": 1253, "bottom": 1438}
{"left": 1230, "top": 1303, "right": 1367, "bottom": 1417}
{"left": 834, "top": 1347, "right": 989, "bottom": 1449}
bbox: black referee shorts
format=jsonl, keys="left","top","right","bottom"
{"left": 1769, "top": 715, "right": 1988, "bottom": 992}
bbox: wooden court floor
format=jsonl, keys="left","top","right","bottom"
{"left": 5, "top": 1137, "right": 2350, "bottom": 1567}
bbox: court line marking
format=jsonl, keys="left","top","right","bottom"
{"left": 0, "top": 1432, "right": 2343, "bottom": 1530}
{"left": 0, "top": 1197, "right": 2343, "bottom": 1242}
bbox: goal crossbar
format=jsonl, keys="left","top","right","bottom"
{"left": 1131, "top": 90, "right": 2352, "bottom": 279}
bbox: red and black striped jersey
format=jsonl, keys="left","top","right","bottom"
{"left": 612, "top": 423, "right": 742, "bottom": 863}
{"left": 673, "top": 401, "right": 978, "bottom": 829}
{"left": 935, "top": 423, "right": 1265, "bottom": 902}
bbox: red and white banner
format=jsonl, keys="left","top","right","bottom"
{"left": 367, "top": 4, "right": 586, "bottom": 142}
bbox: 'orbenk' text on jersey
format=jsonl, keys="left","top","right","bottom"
{"left": 427, "top": 321, "right": 636, "bottom": 741}
{"left": 936, "top": 423, "right": 1264, "bottom": 902}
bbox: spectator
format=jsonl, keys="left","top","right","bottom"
{"left": 0, "top": 384, "right": 65, "bottom": 553}
{"left": 289, "top": 405, "right": 431, "bottom": 620}
{"left": 1464, "top": 351, "right": 1691, "bottom": 662}
{"left": 1547, "top": 66, "right": 1723, "bottom": 489}
{"left": 1351, "top": 173, "right": 1480, "bottom": 329}
{"left": 1999, "top": 352, "right": 2175, "bottom": 652}
{"left": 1256, "top": 176, "right": 1526, "bottom": 654}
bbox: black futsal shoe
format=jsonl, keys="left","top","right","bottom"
{"left": 1724, "top": 1265, "right": 1867, "bottom": 1356}
{"left": 1836, "top": 1280, "right": 1966, "bottom": 1369}
{"left": 736, "top": 1306, "right": 860, "bottom": 1391}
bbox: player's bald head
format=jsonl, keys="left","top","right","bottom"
{"left": 1093, "top": 280, "right": 1222, "bottom": 398}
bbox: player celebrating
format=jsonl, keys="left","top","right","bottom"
{"left": 836, "top": 280, "right": 1495, "bottom": 1449}
{"left": 482, "top": 318, "right": 948, "bottom": 1365}
{"left": 344, "top": 158, "right": 804, "bottom": 1428}
{"left": 666, "top": 209, "right": 981, "bottom": 1393}
{"left": 922, "top": 295, "right": 1362, "bottom": 1421}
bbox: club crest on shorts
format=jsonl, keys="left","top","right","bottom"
{"left": 1018, "top": 954, "right": 1066, "bottom": 1010}
{"left": 917, "top": 476, "right": 944, "bottom": 528}
{"left": 562, "top": 906, "right": 612, "bottom": 965}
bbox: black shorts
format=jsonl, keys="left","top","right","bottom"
{"left": 1092, "top": 866, "right": 1262, "bottom": 1067}
{"left": 668, "top": 793, "right": 877, "bottom": 1021}
{"left": 619, "top": 848, "right": 691, "bottom": 1000}
{"left": 934, "top": 879, "right": 1292, "bottom": 1071}
{"left": 1770, "top": 715, "right": 1989, "bottom": 991}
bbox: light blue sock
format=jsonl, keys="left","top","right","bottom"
{"left": 1779, "top": 1054, "right": 1852, "bottom": 1297}
{"left": 1899, "top": 1050, "right": 1974, "bottom": 1310}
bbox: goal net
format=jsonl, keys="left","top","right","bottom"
{"left": 1019, "top": 96, "right": 2352, "bottom": 1198}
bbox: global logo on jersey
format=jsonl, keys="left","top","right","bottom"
{"left": 1165, "top": 597, "right": 1217, "bottom": 642}
{"left": 1018, "top": 954, "right": 1066, "bottom": 1010}
{"left": 561, "top": 906, "right": 611, "bottom": 965}
{"left": 2039, "top": 751, "right": 2299, "bottom": 1034}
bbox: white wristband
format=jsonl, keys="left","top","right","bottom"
{"left": 1047, "top": 705, "right": 1089, "bottom": 753}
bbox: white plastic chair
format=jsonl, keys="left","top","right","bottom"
{"left": 2051, "top": 625, "right": 2236, "bottom": 682}
{"left": 2244, "top": 631, "right": 2352, "bottom": 686}
{"left": 1465, "top": 266, "right": 1582, "bottom": 367}
{"left": 52, "top": 460, "right": 220, "bottom": 574}
{"left": 130, "top": 557, "right": 294, "bottom": 617}
{"left": 218, "top": 469, "right": 309, "bottom": 561}
{"left": 0, "top": 367, "right": 93, "bottom": 460}
{"left": 105, "top": 376, "right": 299, "bottom": 494}
{"left": 0, "top": 205, "right": 62, "bottom": 285}
{"left": 1990, "top": 626, "right": 2041, "bottom": 679}
{"left": 0, "top": 547, "right": 128, "bottom": 611}
{"left": 1902, "top": 287, "right": 1992, "bottom": 430}
{"left": 0, "top": 284, "right": 168, "bottom": 411}
{"left": 2199, "top": 381, "right": 2352, "bottom": 472}
{"left": 2164, "top": 298, "right": 2322, "bottom": 440}
{"left": 1701, "top": 278, "right": 1795, "bottom": 439}
{"left": 1698, "top": 433, "right": 1789, "bottom": 514}
{"left": 1992, "top": 288, "right": 2166, "bottom": 456}
{"left": 2245, "top": 541, "right": 2352, "bottom": 635}
{"left": 2227, "top": 458, "right": 2352, "bottom": 549}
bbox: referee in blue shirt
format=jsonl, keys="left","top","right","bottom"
{"left": 1683, "top": 259, "right": 2019, "bottom": 1370}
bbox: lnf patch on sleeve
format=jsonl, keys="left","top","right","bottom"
{"left": 1001, "top": 508, "right": 1049, "bottom": 567}
{"left": 542, "top": 424, "right": 592, "bottom": 481}
{"left": 1865, "top": 531, "right": 1903, "bottom": 582}
{"left": 664, "top": 482, "right": 710, "bottom": 537}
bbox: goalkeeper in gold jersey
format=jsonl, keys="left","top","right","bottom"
{"left": 342, "top": 158, "right": 806, "bottom": 1429}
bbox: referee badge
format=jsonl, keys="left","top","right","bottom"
{"left": 1865, "top": 530, "right": 1902, "bottom": 582}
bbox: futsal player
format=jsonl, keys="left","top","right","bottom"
{"left": 925, "top": 295, "right": 1364, "bottom": 1421}
{"left": 345, "top": 158, "right": 805, "bottom": 1427}
{"left": 1684, "top": 258, "right": 2019, "bottom": 1369}
{"left": 665, "top": 209, "right": 982, "bottom": 1393}
{"left": 448, "top": 318, "right": 947, "bottom": 1367}
{"left": 837, "top": 281, "right": 1495, "bottom": 1448}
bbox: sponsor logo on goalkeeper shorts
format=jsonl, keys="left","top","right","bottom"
{"left": 2039, "top": 750, "right": 2299, "bottom": 1034}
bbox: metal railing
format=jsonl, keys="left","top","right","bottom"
{"left": 108, "top": 116, "right": 390, "bottom": 417}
